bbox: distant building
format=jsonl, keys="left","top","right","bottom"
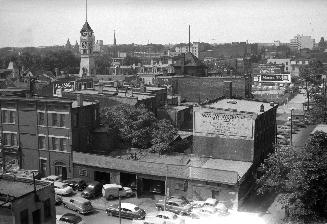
{"left": 0, "top": 96, "right": 99, "bottom": 179}
{"left": 173, "top": 52, "right": 207, "bottom": 77}
{"left": 290, "top": 59, "right": 310, "bottom": 76}
{"left": 175, "top": 42, "right": 204, "bottom": 58}
{"left": 0, "top": 175, "right": 56, "bottom": 224}
{"left": 170, "top": 76, "right": 252, "bottom": 102}
{"left": 93, "top": 40, "right": 104, "bottom": 53}
{"left": 267, "top": 58, "right": 291, "bottom": 73}
{"left": 290, "top": 34, "right": 316, "bottom": 50}
{"left": 65, "top": 38, "right": 72, "bottom": 49}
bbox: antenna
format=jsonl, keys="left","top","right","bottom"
{"left": 86, "top": 0, "right": 88, "bottom": 22}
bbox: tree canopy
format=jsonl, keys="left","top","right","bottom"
{"left": 257, "top": 131, "right": 327, "bottom": 221}
{"left": 100, "top": 104, "right": 178, "bottom": 153}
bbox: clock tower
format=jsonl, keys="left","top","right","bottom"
{"left": 79, "top": 0, "right": 95, "bottom": 77}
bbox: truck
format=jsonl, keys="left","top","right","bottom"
{"left": 102, "top": 184, "right": 135, "bottom": 200}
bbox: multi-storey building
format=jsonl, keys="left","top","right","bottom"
{"left": 290, "top": 34, "right": 316, "bottom": 50}
{"left": 267, "top": 58, "right": 291, "bottom": 73}
{"left": 175, "top": 42, "right": 203, "bottom": 58}
{"left": 0, "top": 96, "right": 99, "bottom": 179}
{"left": 0, "top": 175, "right": 56, "bottom": 224}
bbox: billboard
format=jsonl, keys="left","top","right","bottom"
{"left": 194, "top": 110, "right": 254, "bottom": 139}
{"left": 259, "top": 74, "right": 291, "bottom": 83}
{"left": 53, "top": 81, "right": 75, "bottom": 96}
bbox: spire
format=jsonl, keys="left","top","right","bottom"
{"left": 86, "top": 0, "right": 88, "bottom": 22}
{"left": 114, "top": 30, "right": 116, "bottom": 46}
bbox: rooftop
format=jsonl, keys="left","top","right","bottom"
{"left": 73, "top": 151, "right": 252, "bottom": 185}
{"left": 311, "top": 124, "right": 327, "bottom": 135}
{"left": 206, "top": 99, "right": 275, "bottom": 115}
{"left": 0, "top": 175, "right": 50, "bottom": 201}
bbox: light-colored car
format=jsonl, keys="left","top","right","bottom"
{"left": 102, "top": 184, "right": 135, "bottom": 200}
{"left": 190, "top": 200, "right": 205, "bottom": 209}
{"left": 56, "top": 213, "right": 86, "bottom": 224}
{"left": 155, "top": 198, "right": 192, "bottom": 215}
{"left": 145, "top": 211, "right": 185, "bottom": 224}
{"left": 54, "top": 181, "right": 74, "bottom": 196}
{"left": 191, "top": 206, "right": 218, "bottom": 218}
{"left": 41, "top": 175, "right": 61, "bottom": 182}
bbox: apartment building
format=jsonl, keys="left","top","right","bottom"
{"left": 0, "top": 96, "right": 99, "bottom": 179}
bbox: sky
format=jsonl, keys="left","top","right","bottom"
{"left": 0, "top": 0, "right": 327, "bottom": 47}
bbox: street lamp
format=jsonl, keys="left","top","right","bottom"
{"left": 290, "top": 108, "right": 294, "bottom": 146}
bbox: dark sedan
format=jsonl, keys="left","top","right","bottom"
{"left": 63, "top": 178, "right": 87, "bottom": 191}
{"left": 56, "top": 213, "right": 85, "bottom": 224}
{"left": 106, "top": 203, "right": 146, "bottom": 220}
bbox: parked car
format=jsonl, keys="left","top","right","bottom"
{"left": 102, "top": 184, "right": 135, "bottom": 200}
{"left": 41, "top": 175, "right": 61, "bottom": 182}
{"left": 56, "top": 213, "right": 86, "bottom": 224}
{"left": 200, "top": 198, "right": 229, "bottom": 216}
{"left": 54, "top": 181, "right": 74, "bottom": 196}
{"left": 63, "top": 178, "right": 87, "bottom": 191}
{"left": 190, "top": 200, "right": 205, "bottom": 209}
{"left": 55, "top": 194, "right": 62, "bottom": 205}
{"left": 191, "top": 206, "right": 217, "bottom": 218}
{"left": 167, "top": 195, "right": 190, "bottom": 204}
{"left": 81, "top": 181, "right": 103, "bottom": 199}
{"left": 149, "top": 181, "right": 165, "bottom": 194}
{"left": 145, "top": 211, "right": 185, "bottom": 224}
{"left": 62, "top": 197, "right": 94, "bottom": 215}
{"left": 106, "top": 202, "right": 146, "bottom": 220}
{"left": 155, "top": 198, "right": 192, "bottom": 215}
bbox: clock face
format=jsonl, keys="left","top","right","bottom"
{"left": 82, "top": 32, "right": 87, "bottom": 37}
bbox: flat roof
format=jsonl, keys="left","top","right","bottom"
{"left": 0, "top": 176, "right": 50, "bottom": 200}
{"left": 206, "top": 99, "right": 274, "bottom": 115}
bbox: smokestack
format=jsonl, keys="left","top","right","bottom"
{"left": 188, "top": 25, "right": 191, "bottom": 53}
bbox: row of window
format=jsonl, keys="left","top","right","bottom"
{"left": 38, "top": 112, "right": 66, "bottom": 127}
{"left": 38, "top": 136, "right": 68, "bottom": 152}
{"left": 1, "top": 110, "right": 67, "bottom": 128}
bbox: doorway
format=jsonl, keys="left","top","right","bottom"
{"left": 32, "top": 209, "right": 41, "bottom": 224}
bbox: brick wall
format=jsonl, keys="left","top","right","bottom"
{"left": 173, "top": 77, "right": 250, "bottom": 102}
{"left": 192, "top": 135, "right": 254, "bottom": 161}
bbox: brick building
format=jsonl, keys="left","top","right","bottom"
{"left": 170, "top": 76, "right": 252, "bottom": 102}
{"left": 0, "top": 96, "right": 99, "bottom": 179}
{"left": 0, "top": 175, "right": 56, "bottom": 224}
{"left": 192, "top": 99, "right": 278, "bottom": 166}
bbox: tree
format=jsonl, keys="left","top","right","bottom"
{"left": 257, "top": 131, "right": 327, "bottom": 221}
{"left": 299, "top": 61, "right": 324, "bottom": 112}
{"left": 151, "top": 119, "right": 178, "bottom": 154}
{"left": 100, "top": 104, "right": 178, "bottom": 152}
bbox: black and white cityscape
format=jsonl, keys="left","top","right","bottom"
{"left": 0, "top": 0, "right": 327, "bottom": 223}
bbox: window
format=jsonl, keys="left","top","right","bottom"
{"left": 79, "top": 169, "right": 88, "bottom": 176}
{"left": 38, "top": 136, "right": 46, "bottom": 149}
{"left": 20, "top": 209, "right": 29, "bottom": 224}
{"left": 52, "top": 114, "right": 58, "bottom": 126}
{"left": 38, "top": 112, "right": 45, "bottom": 125}
{"left": 3, "top": 133, "right": 17, "bottom": 146}
{"left": 44, "top": 198, "right": 51, "bottom": 220}
{"left": 59, "top": 114, "right": 65, "bottom": 127}
{"left": 72, "top": 113, "right": 79, "bottom": 127}
{"left": 52, "top": 137, "right": 59, "bottom": 151}
{"left": 2, "top": 110, "right": 16, "bottom": 124}
{"left": 59, "top": 138, "right": 67, "bottom": 151}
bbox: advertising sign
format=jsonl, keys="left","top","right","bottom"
{"left": 260, "top": 74, "right": 291, "bottom": 83}
{"left": 194, "top": 110, "right": 254, "bottom": 139}
{"left": 53, "top": 81, "right": 75, "bottom": 95}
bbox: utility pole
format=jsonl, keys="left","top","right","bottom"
{"left": 188, "top": 25, "right": 191, "bottom": 53}
{"left": 164, "top": 165, "right": 168, "bottom": 211}
{"left": 118, "top": 190, "right": 121, "bottom": 224}
{"left": 290, "top": 109, "right": 293, "bottom": 146}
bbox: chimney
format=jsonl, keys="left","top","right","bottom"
{"left": 260, "top": 104, "right": 265, "bottom": 112}
{"left": 223, "top": 81, "right": 233, "bottom": 98}
{"left": 98, "top": 83, "right": 104, "bottom": 94}
{"left": 77, "top": 94, "right": 83, "bottom": 107}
